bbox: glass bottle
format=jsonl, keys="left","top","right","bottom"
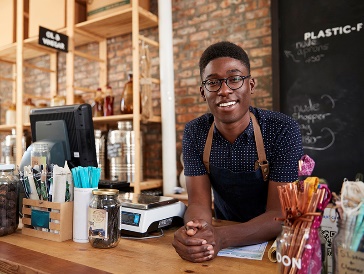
{"left": 332, "top": 216, "right": 357, "bottom": 274}
{"left": 120, "top": 73, "right": 134, "bottom": 114}
{"left": 104, "top": 85, "right": 114, "bottom": 116}
{"left": 88, "top": 188, "right": 120, "bottom": 248}
{"left": 0, "top": 164, "right": 19, "bottom": 236}
{"left": 92, "top": 88, "right": 104, "bottom": 117}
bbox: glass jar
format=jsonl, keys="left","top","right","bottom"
{"left": 88, "top": 188, "right": 120, "bottom": 248}
{"left": 31, "top": 143, "right": 49, "bottom": 168}
{"left": 0, "top": 164, "right": 19, "bottom": 236}
{"left": 332, "top": 216, "right": 358, "bottom": 274}
{"left": 276, "top": 226, "right": 322, "bottom": 274}
{"left": 5, "top": 104, "right": 16, "bottom": 125}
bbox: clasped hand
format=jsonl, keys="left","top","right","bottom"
{"left": 172, "top": 219, "right": 219, "bottom": 262}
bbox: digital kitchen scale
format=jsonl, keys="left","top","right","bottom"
{"left": 119, "top": 193, "right": 186, "bottom": 237}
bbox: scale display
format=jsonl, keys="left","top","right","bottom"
{"left": 121, "top": 211, "right": 141, "bottom": 226}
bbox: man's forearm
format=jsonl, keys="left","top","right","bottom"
{"left": 183, "top": 203, "right": 213, "bottom": 224}
{"left": 216, "top": 210, "right": 282, "bottom": 249}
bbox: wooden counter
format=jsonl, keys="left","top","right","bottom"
{"left": 0, "top": 220, "right": 277, "bottom": 274}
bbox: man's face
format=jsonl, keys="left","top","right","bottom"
{"left": 200, "top": 57, "right": 254, "bottom": 124}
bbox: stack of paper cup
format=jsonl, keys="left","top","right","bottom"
{"left": 73, "top": 187, "right": 94, "bottom": 243}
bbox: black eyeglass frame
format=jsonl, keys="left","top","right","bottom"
{"left": 201, "top": 75, "right": 251, "bottom": 92}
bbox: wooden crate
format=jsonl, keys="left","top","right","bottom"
{"left": 22, "top": 198, "right": 73, "bottom": 242}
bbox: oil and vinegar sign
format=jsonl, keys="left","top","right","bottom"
{"left": 38, "top": 26, "right": 68, "bottom": 52}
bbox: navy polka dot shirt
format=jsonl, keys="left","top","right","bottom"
{"left": 182, "top": 107, "right": 303, "bottom": 182}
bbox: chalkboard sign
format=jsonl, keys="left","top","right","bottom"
{"left": 273, "top": 0, "right": 364, "bottom": 193}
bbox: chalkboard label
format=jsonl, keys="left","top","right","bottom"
{"left": 38, "top": 26, "right": 68, "bottom": 53}
{"left": 275, "top": 0, "right": 364, "bottom": 193}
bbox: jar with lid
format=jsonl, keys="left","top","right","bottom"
{"left": 31, "top": 143, "right": 49, "bottom": 167}
{"left": 88, "top": 189, "right": 120, "bottom": 248}
{"left": 0, "top": 164, "right": 19, "bottom": 236}
{"left": 23, "top": 98, "right": 35, "bottom": 124}
{"left": 5, "top": 104, "right": 16, "bottom": 125}
{"left": 50, "top": 95, "right": 66, "bottom": 107}
{"left": 332, "top": 216, "right": 359, "bottom": 274}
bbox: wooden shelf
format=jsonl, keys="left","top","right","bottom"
{"left": 0, "top": 6, "right": 158, "bottom": 61}
{"left": 74, "top": 7, "right": 158, "bottom": 46}
{"left": 92, "top": 114, "right": 161, "bottom": 125}
{"left": 130, "top": 179, "right": 163, "bottom": 191}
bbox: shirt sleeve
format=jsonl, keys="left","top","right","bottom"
{"left": 182, "top": 123, "right": 208, "bottom": 176}
{"left": 267, "top": 117, "right": 304, "bottom": 183}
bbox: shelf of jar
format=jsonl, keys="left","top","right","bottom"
{"left": 130, "top": 179, "right": 162, "bottom": 191}
{"left": 0, "top": 7, "right": 158, "bottom": 62}
{"left": 0, "top": 125, "right": 16, "bottom": 132}
{"left": 92, "top": 114, "right": 161, "bottom": 124}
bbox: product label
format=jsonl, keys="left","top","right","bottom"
{"left": 337, "top": 247, "right": 364, "bottom": 274}
{"left": 88, "top": 208, "right": 108, "bottom": 239}
{"left": 31, "top": 156, "right": 47, "bottom": 167}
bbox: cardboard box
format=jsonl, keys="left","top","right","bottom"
{"left": 0, "top": 0, "right": 16, "bottom": 47}
{"left": 320, "top": 203, "right": 339, "bottom": 274}
{"left": 28, "top": 0, "right": 86, "bottom": 38}
{"left": 87, "top": 0, "right": 150, "bottom": 20}
{"left": 22, "top": 198, "right": 73, "bottom": 242}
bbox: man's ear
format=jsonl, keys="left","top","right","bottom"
{"left": 200, "top": 87, "right": 206, "bottom": 101}
{"left": 249, "top": 78, "right": 256, "bottom": 94}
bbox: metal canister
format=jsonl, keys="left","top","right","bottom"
{"left": 88, "top": 189, "right": 120, "bottom": 248}
{"left": 0, "top": 129, "right": 26, "bottom": 165}
{"left": 0, "top": 164, "right": 19, "bottom": 236}
{"left": 94, "top": 130, "right": 105, "bottom": 180}
{"left": 107, "top": 121, "right": 143, "bottom": 183}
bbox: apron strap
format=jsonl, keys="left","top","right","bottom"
{"left": 203, "top": 112, "right": 269, "bottom": 181}
{"left": 203, "top": 121, "right": 215, "bottom": 174}
{"left": 249, "top": 112, "right": 269, "bottom": 181}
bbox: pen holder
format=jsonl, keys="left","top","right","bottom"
{"left": 73, "top": 187, "right": 94, "bottom": 243}
{"left": 22, "top": 198, "right": 73, "bottom": 242}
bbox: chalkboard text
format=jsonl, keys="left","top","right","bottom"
{"left": 304, "top": 23, "right": 363, "bottom": 40}
{"left": 292, "top": 95, "right": 335, "bottom": 151}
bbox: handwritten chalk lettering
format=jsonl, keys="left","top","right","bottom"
{"left": 304, "top": 23, "right": 363, "bottom": 40}
{"left": 293, "top": 99, "right": 319, "bottom": 113}
{"left": 292, "top": 112, "right": 331, "bottom": 124}
{"left": 297, "top": 43, "right": 329, "bottom": 58}
{"left": 300, "top": 124, "right": 313, "bottom": 135}
{"left": 276, "top": 252, "right": 302, "bottom": 269}
{"left": 305, "top": 54, "right": 325, "bottom": 63}
{"left": 296, "top": 38, "right": 318, "bottom": 49}
{"left": 302, "top": 127, "right": 335, "bottom": 151}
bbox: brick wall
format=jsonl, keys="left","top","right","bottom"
{"left": 172, "top": 0, "right": 273, "bottom": 180}
{"left": 0, "top": 0, "right": 273, "bottom": 188}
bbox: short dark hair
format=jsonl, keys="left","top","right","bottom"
{"left": 199, "top": 41, "right": 250, "bottom": 79}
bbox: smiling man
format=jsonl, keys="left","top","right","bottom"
{"left": 172, "top": 41, "right": 303, "bottom": 262}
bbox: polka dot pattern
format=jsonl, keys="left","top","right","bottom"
{"left": 182, "top": 107, "right": 304, "bottom": 182}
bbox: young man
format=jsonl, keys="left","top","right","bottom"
{"left": 172, "top": 41, "right": 303, "bottom": 262}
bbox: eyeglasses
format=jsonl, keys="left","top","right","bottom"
{"left": 201, "top": 75, "right": 251, "bottom": 92}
